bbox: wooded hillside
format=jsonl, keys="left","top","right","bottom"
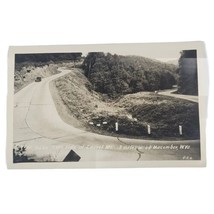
{"left": 82, "top": 52, "right": 177, "bottom": 97}
{"left": 177, "top": 50, "right": 198, "bottom": 95}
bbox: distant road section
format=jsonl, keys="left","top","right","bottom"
{"left": 159, "top": 89, "right": 198, "bottom": 103}
{"left": 13, "top": 68, "right": 200, "bottom": 162}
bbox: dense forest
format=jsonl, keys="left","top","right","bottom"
{"left": 82, "top": 52, "right": 177, "bottom": 97}
{"left": 15, "top": 53, "right": 82, "bottom": 63}
{"left": 177, "top": 50, "right": 198, "bottom": 95}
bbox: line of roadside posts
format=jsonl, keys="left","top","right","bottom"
{"left": 146, "top": 124, "right": 183, "bottom": 135}
{"left": 89, "top": 121, "right": 183, "bottom": 136}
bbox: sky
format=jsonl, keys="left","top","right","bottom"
{"left": 13, "top": 42, "right": 198, "bottom": 64}
{"left": 78, "top": 43, "right": 183, "bottom": 63}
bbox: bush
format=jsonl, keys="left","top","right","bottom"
{"left": 13, "top": 146, "right": 35, "bottom": 163}
{"left": 129, "top": 98, "right": 200, "bottom": 139}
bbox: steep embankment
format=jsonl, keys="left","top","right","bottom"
{"left": 14, "top": 63, "right": 60, "bottom": 93}
{"left": 51, "top": 68, "right": 200, "bottom": 140}
{"left": 14, "top": 53, "right": 82, "bottom": 93}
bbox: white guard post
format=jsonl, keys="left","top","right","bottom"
{"left": 179, "top": 125, "right": 182, "bottom": 135}
{"left": 148, "top": 125, "right": 151, "bottom": 135}
{"left": 115, "top": 122, "right": 118, "bottom": 131}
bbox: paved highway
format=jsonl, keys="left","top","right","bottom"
{"left": 159, "top": 89, "right": 198, "bottom": 103}
{"left": 13, "top": 68, "right": 200, "bottom": 162}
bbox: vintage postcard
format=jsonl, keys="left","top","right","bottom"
{"left": 7, "top": 42, "right": 207, "bottom": 168}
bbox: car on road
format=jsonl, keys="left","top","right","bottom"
{"left": 35, "top": 77, "right": 42, "bottom": 82}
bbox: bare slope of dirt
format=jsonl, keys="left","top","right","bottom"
{"left": 51, "top": 68, "right": 200, "bottom": 140}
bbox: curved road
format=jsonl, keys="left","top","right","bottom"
{"left": 14, "top": 68, "right": 200, "bottom": 162}
{"left": 158, "top": 89, "right": 198, "bottom": 103}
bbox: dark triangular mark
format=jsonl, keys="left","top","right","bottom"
{"left": 63, "top": 150, "right": 81, "bottom": 162}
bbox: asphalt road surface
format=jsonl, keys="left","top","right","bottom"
{"left": 13, "top": 68, "right": 200, "bottom": 162}
{"left": 159, "top": 89, "right": 198, "bottom": 103}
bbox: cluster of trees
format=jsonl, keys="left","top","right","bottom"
{"left": 82, "top": 52, "right": 177, "bottom": 97}
{"left": 15, "top": 53, "right": 82, "bottom": 63}
{"left": 177, "top": 50, "right": 198, "bottom": 95}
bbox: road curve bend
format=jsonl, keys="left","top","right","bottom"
{"left": 13, "top": 68, "right": 200, "bottom": 162}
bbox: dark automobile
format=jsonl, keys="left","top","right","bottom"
{"left": 35, "top": 77, "right": 42, "bottom": 82}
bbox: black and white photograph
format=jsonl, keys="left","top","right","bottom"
{"left": 7, "top": 42, "right": 206, "bottom": 168}
{"left": 2, "top": 1, "right": 214, "bottom": 214}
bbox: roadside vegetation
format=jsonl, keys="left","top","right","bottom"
{"left": 53, "top": 68, "right": 200, "bottom": 140}
{"left": 13, "top": 146, "right": 35, "bottom": 163}
{"left": 177, "top": 50, "right": 198, "bottom": 95}
{"left": 14, "top": 53, "right": 82, "bottom": 93}
{"left": 15, "top": 52, "right": 200, "bottom": 140}
{"left": 14, "top": 63, "right": 60, "bottom": 93}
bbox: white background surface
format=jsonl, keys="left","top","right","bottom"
{"left": 0, "top": 1, "right": 213, "bottom": 214}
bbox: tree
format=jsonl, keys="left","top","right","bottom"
{"left": 82, "top": 52, "right": 105, "bottom": 78}
{"left": 82, "top": 52, "right": 177, "bottom": 97}
{"left": 177, "top": 50, "right": 198, "bottom": 95}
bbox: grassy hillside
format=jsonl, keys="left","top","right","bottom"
{"left": 53, "top": 68, "right": 200, "bottom": 140}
